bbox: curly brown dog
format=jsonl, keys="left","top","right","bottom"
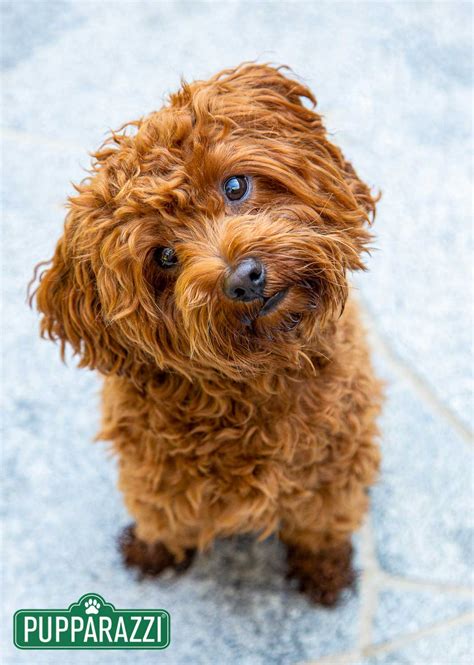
{"left": 32, "top": 63, "right": 382, "bottom": 606}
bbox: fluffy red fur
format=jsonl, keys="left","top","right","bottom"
{"left": 32, "top": 63, "right": 382, "bottom": 605}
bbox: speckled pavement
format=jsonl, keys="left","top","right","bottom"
{"left": 1, "top": 2, "right": 472, "bottom": 664}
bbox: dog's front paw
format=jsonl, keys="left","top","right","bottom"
{"left": 118, "top": 524, "right": 195, "bottom": 577}
{"left": 286, "top": 541, "right": 356, "bottom": 607}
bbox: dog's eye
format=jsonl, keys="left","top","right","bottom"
{"left": 155, "top": 246, "right": 178, "bottom": 269}
{"left": 223, "top": 175, "right": 249, "bottom": 202}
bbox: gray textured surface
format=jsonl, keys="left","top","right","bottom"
{"left": 358, "top": 622, "right": 474, "bottom": 665}
{"left": 371, "top": 356, "right": 473, "bottom": 587}
{"left": 372, "top": 588, "right": 473, "bottom": 646}
{"left": 1, "top": 2, "right": 472, "bottom": 664}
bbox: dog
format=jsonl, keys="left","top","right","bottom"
{"left": 32, "top": 63, "right": 382, "bottom": 606}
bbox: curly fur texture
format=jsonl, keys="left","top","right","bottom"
{"left": 32, "top": 63, "right": 382, "bottom": 605}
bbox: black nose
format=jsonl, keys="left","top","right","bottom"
{"left": 223, "top": 258, "right": 266, "bottom": 302}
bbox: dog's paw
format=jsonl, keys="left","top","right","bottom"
{"left": 118, "top": 524, "right": 195, "bottom": 577}
{"left": 286, "top": 541, "right": 356, "bottom": 607}
{"left": 84, "top": 598, "right": 101, "bottom": 614}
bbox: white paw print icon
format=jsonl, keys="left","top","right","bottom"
{"left": 84, "top": 598, "right": 101, "bottom": 615}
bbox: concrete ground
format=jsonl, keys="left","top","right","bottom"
{"left": 1, "top": 2, "right": 472, "bottom": 664}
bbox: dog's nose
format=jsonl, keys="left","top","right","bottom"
{"left": 223, "top": 258, "right": 266, "bottom": 302}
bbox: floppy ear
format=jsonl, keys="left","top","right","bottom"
{"left": 219, "top": 64, "right": 378, "bottom": 264}
{"left": 31, "top": 194, "right": 130, "bottom": 375}
{"left": 340, "top": 158, "right": 377, "bottom": 219}
{"left": 247, "top": 64, "right": 378, "bottom": 221}
{"left": 256, "top": 64, "right": 379, "bottom": 264}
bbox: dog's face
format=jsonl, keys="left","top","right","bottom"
{"left": 33, "top": 64, "right": 375, "bottom": 380}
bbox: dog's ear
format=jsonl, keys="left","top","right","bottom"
{"left": 325, "top": 156, "right": 378, "bottom": 272}
{"left": 31, "top": 189, "right": 130, "bottom": 375}
{"left": 221, "top": 64, "right": 378, "bottom": 265}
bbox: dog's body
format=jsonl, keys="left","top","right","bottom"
{"left": 33, "top": 64, "right": 382, "bottom": 605}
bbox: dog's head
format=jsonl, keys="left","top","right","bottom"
{"left": 32, "top": 64, "right": 376, "bottom": 381}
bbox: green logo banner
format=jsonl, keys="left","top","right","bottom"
{"left": 14, "top": 593, "right": 170, "bottom": 650}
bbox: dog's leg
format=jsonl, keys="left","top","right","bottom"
{"left": 114, "top": 464, "right": 200, "bottom": 578}
{"left": 118, "top": 524, "right": 196, "bottom": 577}
{"left": 284, "top": 536, "right": 355, "bottom": 607}
{"left": 279, "top": 482, "right": 370, "bottom": 606}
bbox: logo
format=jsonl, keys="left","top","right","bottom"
{"left": 13, "top": 594, "right": 170, "bottom": 650}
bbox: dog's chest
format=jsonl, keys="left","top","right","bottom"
{"left": 151, "top": 380, "right": 312, "bottom": 506}
{"left": 107, "top": 373, "right": 325, "bottom": 538}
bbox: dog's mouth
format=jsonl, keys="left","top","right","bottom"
{"left": 258, "top": 288, "right": 288, "bottom": 317}
{"left": 241, "top": 288, "right": 289, "bottom": 327}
